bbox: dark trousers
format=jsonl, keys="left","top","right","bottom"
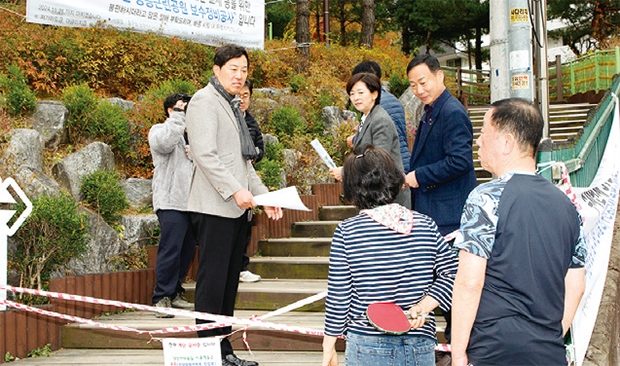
{"left": 241, "top": 222, "right": 252, "bottom": 271}
{"left": 152, "top": 210, "right": 196, "bottom": 304}
{"left": 191, "top": 211, "right": 250, "bottom": 357}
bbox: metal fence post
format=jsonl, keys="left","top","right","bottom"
{"left": 616, "top": 46, "right": 619, "bottom": 75}
{"left": 570, "top": 61, "right": 575, "bottom": 95}
{"left": 595, "top": 50, "right": 600, "bottom": 92}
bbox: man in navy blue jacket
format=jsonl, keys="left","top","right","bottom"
{"left": 351, "top": 61, "right": 411, "bottom": 173}
{"left": 404, "top": 55, "right": 477, "bottom": 354}
{"left": 405, "top": 55, "right": 477, "bottom": 236}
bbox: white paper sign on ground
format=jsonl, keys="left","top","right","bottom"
{"left": 26, "top": 0, "right": 265, "bottom": 49}
{"left": 163, "top": 338, "right": 222, "bottom": 366}
{"left": 254, "top": 186, "right": 311, "bottom": 211}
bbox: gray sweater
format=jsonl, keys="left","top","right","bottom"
{"left": 148, "top": 111, "right": 193, "bottom": 212}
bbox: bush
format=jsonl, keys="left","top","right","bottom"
{"left": 0, "top": 64, "right": 37, "bottom": 116}
{"left": 90, "top": 100, "right": 131, "bottom": 157}
{"left": 289, "top": 74, "right": 308, "bottom": 93}
{"left": 255, "top": 142, "right": 284, "bottom": 190}
{"left": 10, "top": 193, "right": 89, "bottom": 304}
{"left": 80, "top": 169, "right": 129, "bottom": 225}
{"left": 266, "top": 106, "right": 305, "bottom": 137}
{"left": 61, "top": 83, "right": 98, "bottom": 138}
{"left": 389, "top": 73, "right": 410, "bottom": 99}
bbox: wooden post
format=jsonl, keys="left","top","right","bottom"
{"left": 556, "top": 55, "right": 563, "bottom": 102}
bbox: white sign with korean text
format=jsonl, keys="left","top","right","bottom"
{"left": 25, "top": 0, "right": 265, "bottom": 49}
{"left": 163, "top": 338, "right": 222, "bottom": 366}
{"left": 571, "top": 94, "right": 620, "bottom": 366}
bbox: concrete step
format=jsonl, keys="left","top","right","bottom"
{"left": 290, "top": 221, "right": 340, "bottom": 238}
{"left": 61, "top": 310, "right": 346, "bottom": 352}
{"left": 10, "top": 349, "right": 345, "bottom": 365}
{"left": 318, "top": 206, "right": 358, "bottom": 221}
{"left": 183, "top": 279, "right": 328, "bottom": 312}
{"left": 248, "top": 257, "right": 329, "bottom": 280}
{"left": 258, "top": 237, "right": 332, "bottom": 257}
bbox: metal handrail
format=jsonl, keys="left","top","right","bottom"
{"left": 563, "top": 78, "right": 620, "bottom": 173}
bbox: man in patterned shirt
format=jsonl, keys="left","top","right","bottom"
{"left": 451, "top": 98, "right": 587, "bottom": 366}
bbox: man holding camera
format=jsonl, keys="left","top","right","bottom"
{"left": 148, "top": 93, "right": 196, "bottom": 317}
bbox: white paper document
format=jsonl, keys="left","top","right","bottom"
{"left": 310, "top": 139, "right": 336, "bottom": 169}
{"left": 254, "top": 186, "right": 311, "bottom": 211}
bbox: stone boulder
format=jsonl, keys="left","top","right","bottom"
{"left": 51, "top": 142, "right": 115, "bottom": 200}
{"left": 322, "top": 106, "right": 344, "bottom": 131}
{"left": 399, "top": 88, "right": 425, "bottom": 131}
{"left": 106, "top": 98, "right": 135, "bottom": 111}
{"left": 30, "top": 101, "right": 68, "bottom": 148}
{"left": 263, "top": 133, "right": 279, "bottom": 146}
{"left": 2, "top": 129, "right": 43, "bottom": 173}
{"left": 13, "top": 166, "right": 61, "bottom": 199}
{"left": 254, "top": 87, "right": 291, "bottom": 98}
{"left": 120, "top": 214, "right": 159, "bottom": 248}
{"left": 55, "top": 207, "right": 122, "bottom": 276}
{"left": 120, "top": 178, "right": 152, "bottom": 208}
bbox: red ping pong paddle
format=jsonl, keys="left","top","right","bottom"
{"left": 366, "top": 302, "right": 428, "bottom": 335}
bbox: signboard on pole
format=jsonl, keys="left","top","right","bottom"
{"left": 1, "top": 178, "right": 33, "bottom": 311}
{"left": 25, "top": 0, "right": 265, "bottom": 49}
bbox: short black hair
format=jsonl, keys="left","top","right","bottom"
{"left": 407, "top": 54, "right": 441, "bottom": 74}
{"left": 244, "top": 79, "right": 253, "bottom": 96}
{"left": 163, "top": 93, "right": 191, "bottom": 117}
{"left": 352, "top": 60, "right": 382, "bottom": 80}
{"left": 346, "top": 72, "right": 382, "bottom": 105}
{"left": 214, "top": 44, "right": 249, "bottom": 69}
{"left": 489, "top": 98, "right": 544, "bottom": 156}
{"left": 343, "top": 145, "right": 405, "bottom": 210}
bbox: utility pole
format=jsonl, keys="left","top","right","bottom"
{"left": 489, "top": 0, "right": 534, "bottom": 103}
{"left": 534, "top": 0, "right": 550, "bottom": 139}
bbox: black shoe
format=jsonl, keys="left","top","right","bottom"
{"left": 222, "top": 353, "right": 258, "bottom": 366}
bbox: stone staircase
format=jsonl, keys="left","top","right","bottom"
{"left": 469, "top": 103, "right": 594, "bottom": 183}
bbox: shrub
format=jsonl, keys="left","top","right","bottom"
{"left": 10, "top": 193, "right": 89, "bottom": 304}
{"left": 0, "top": 64, "right": 37, "bottom": 117}
{"left": 255, "top": 142, "right": 284, "bottom": 190}
{"left": 80, "top": 169, "right": 129, "bottom": 225}
{"left": 266, "top": 106, "right": 305, "bottom": 137}
{"left": 61, "top": 83, "right": 98, "bottom": 138}
{"left": 289, "top": 74, "right": 308, "bottom": 93}
{"left": 90, "top": 100, "right": 131, "bottom": 157}
{"left": 389, "top": 73, "right": 410, "bottom": 99}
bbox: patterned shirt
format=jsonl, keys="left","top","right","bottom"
{"left": 324, "top": 205, "right": 458, "bottom": 340}
{"left": 455, "top": 171, "right": 586, "bottom": 267}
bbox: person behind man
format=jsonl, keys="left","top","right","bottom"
{"left": 351, "top": 60, "right": 411, "bottom": 173}
{"left": 148, "top": 93, "right": 196, "bottom": 317}
{"left": 238, "top": 79, "right": 263, "bottom": 283}
{"left": 185, "top": 44, "right": 282, "bottom": 366}
{"left": 451, "top": 98, "right": 586, "bottom": 366}
{"left": 404, "top": 54, "right": 477, "bottom": 353}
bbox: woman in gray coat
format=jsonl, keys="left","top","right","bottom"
{"left": 330, "top": 72, "right": 411, "bottom": 208}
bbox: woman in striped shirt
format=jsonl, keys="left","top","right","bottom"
{"left": 322, "top": 145, "right": 458, "bottom": 366}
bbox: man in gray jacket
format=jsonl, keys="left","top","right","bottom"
{"left": 148, "top": 93, "right": 196, "bottom": 317}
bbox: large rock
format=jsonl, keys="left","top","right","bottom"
{"left": 254, "top": 87, "right": 291, "bottom": 98}
{"left": 30, "top": 100, "right": 68, "bottom": 148}
{"left": 120, "top": 214, "right": 159, "bottom": 248}
{"left": 263, "top": 133, "right": 279, "bottom": 146}
{"left": 106, "top": 98, "right": 135, "bottom": 111}
{"left": 2, "top": 129, "right": 43, "bottom": 173}
{"left": 51, "top": 142, "right": 115, "bottom": 200}
{"left": 282, "top": 148, "right": 330, "bottom": 195}
{"left": 13, "top": 166, "right": 61, "bottom": 199}
{"left": 120, "top": 178, "right": 152, "bottom": 208}
{"left": 399, "top": 87, "right": 425, "bottom": 131}
{"left": 56, "top": 207, "right": 123, "bottom": 276}
{"left": 322, "top": 106, "right": 343, "bottom": 132}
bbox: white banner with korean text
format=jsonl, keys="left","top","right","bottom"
{"left": 571, "top": 94, "right": 620, "bottom": 366}
{"left": 25, "top": 0, "right": 264, "bottom": 49}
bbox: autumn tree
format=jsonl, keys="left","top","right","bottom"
{"left": 296, "top": 0, "right": 311, "bottom": 56}
{"left": 548, "top": 0, "right": 620, "bottom": 55}
{"left": 359, "top": 0, "right": 376, "bottom": 48}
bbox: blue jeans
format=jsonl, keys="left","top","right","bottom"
{"left": 345, "top": 333, "right": 435, "bottom": 366}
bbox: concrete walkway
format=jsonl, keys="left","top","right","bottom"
{"left": 10, "top": 349, "right": 344, "bottom": 365}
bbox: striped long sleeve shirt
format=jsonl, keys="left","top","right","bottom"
{"left": 324, "top": 211, "right": 458, "bottom": 340}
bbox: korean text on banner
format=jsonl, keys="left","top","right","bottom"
{"left": 571, "top": 94, "right": 620, "bottom": 366}
{"left": 25, "top": 0, "right": 265, "bottom": 50}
